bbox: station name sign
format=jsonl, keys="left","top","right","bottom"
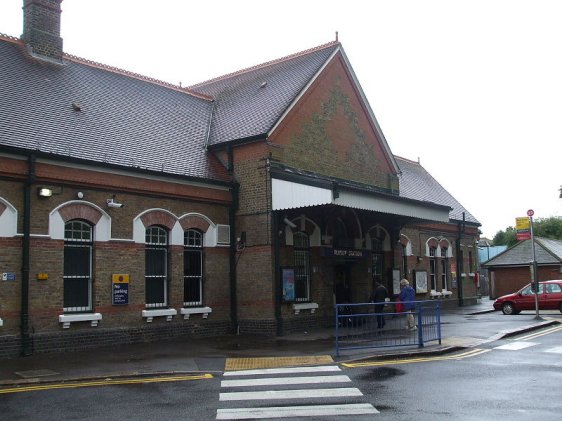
{"left": 323, "top": 248, "right": 367, "bottom": 259}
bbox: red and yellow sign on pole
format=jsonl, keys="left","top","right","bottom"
{"left": 515, "top": 217, "right": 531, "bottom": 240}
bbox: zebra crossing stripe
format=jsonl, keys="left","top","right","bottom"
{"left": 223, "top": 365, "right": 341, "bottom": 376}
{"left": 544, "top": 345, "right": 562, "bottom": 354}
{"left": 221, "top": 375, "right": 351, "bottom": 388}
{"left": 494, "top": 341, "right": 538, "bottom": 350}
{"left": 216, "top": 403, "right": 379, "bottom": 419}
{"left": 220, "top": 387, "right": 363, "bottom": 401}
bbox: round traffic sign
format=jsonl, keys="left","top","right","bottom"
{"left": 527, "top": 209, "right": 534, "bottom": 217}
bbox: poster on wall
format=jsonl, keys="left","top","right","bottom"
{"left": 112, "top": 274, "right": 129, "bottom": 305}
{"left": 415, "top": 271, "right": 428, "bottom": 293}
{"left": 281, "top": 267, "right": 295, "bottom": 302}
{"left": 392, "top": 269, "right": 401, "bottom": 295}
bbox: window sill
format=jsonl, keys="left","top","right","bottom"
{"left": 430, "top": 290, "right": 442, "bottom": 299}
{"left": 293, "top": 302, "right": 318, "bottom": 315}
{"left": 441, "top": 290, "right": 453, "bottom": 297}
{"left": 181, "top": 307, "right": 212, "bottom": 320}
{"left": 59, "top": 313, "right": 102, "bottom": 329}
{"left": 142, "top": 308, "right": 177, "bottom": 322}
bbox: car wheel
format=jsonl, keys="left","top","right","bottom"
{"left": 502, "top": 302, "right": 516, "bottom": 315}
{"left": 559, "top": 303, "right": 562, "bottom": 314}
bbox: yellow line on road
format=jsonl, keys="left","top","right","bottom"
{"left": 341, "top": 348, "right": 491, "bottom": 368}
{"left": 0, "top": 373, "right": 213, "bottom": 395}
{"left": 518, "top": 325, "right": 562, "bottom": 341}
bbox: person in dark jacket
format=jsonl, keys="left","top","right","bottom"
{"left": 370, "top": 281, "right": 388, "bottom": 328}
{"left": 399, "top": 279, "right": 416, "bottom": 330}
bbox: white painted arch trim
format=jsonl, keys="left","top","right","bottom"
{"left": 400, "top": 234, "right": 413, "bottom": 256}
{"left": 284, "top": 215, "right": 321, "bottom": 247}
{"left": 365, "top": 224, "right": 392, "bottom": 251}
{"left": 133, "top": 209, "right": 222, "bottom": 247}
{"left": 49, "top": 201, "right": 111, "bottom": 241}
{"left": 425, "top": 237, "right": 453, "bottom": 258}
{"left": 0, "top": 197, "right": 18, "bottom": 237}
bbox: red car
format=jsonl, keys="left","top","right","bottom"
{"left": 493, "top": 280, "right": 562, "bottom": 315}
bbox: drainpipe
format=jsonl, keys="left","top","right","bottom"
{"left": 21, "top": 154, "right": 35, "bottom": 356}
{"left": 227, "top": 146, "right": 239, "bottom": 333}
{"left": 456, "top": 212, "right": 465, "bottom": 306}
{"left": 272, "top": 211, "right": 282, "bottom": 335}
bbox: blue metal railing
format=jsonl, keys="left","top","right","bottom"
{"left": 335, "top": 300, "right": 441, "bottom": 356}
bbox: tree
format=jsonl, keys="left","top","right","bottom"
{"left": 534, "top": 216, "right": 562, "bottom": 238}
{"left": 493, "top": 217, "right": 562, "bottom": 246}
{"left": 492, "top": 226, "right": 517, "bottom": 247}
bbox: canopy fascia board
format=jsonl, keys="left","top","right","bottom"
{"left": 272, "top": 177, "right": 450, "bottom": 222}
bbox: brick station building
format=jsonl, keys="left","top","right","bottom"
{"left": 0, "top": 0, "right": 480, "bottom": 357}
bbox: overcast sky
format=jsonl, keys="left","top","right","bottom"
{"left": 1, "top": 0, "right": 560, "bottom": 238}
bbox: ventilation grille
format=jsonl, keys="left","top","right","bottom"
{"left": 216, "top": 224, "right": 230, "bottom": 245}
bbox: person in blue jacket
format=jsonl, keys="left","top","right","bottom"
{"left": 399, "top": 279, "right": 416, "bottom": 330}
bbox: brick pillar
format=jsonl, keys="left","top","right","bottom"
{"left": 22, "top": 0, "right": 63, "bottom": 61}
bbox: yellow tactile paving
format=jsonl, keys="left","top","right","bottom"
{"left": 224, "top": 355, "right": 334, "bottom": 371}
{"left": 441, "top": 336, "right": 485, "bottom": 347}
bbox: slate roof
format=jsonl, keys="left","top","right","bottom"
{"left": 395, "top": 156, "right": 480, "bottom": 225}
{"left": 0, "top": 36, "right": 230, "bottom": 183}
{"left": 189, "top": 42, "right": 340, "bottom": 146}
{"left": 482, "top": 238, "right": 562, "bottom": 267}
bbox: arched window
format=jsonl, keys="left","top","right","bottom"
{"left": 145, "top": 226, "right": 168, "bottom": 308}
{"left": 184, "top": 229, "right": 203, "bottom": 307}
{"left": 294, "top": 232, "right": 311, "bottom": 302}
{"left": 429, "top": 246, "right": 437, "bottom": 290}
{"left": 64, "top": 220, "right": 93, "bottom": 313}
{"left": 441, "top": 247, "right": 449, "bottom": 290}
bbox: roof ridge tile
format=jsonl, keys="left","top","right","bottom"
{"left": 63, "top": 53, "right": 213, "bottom": 100}
{"left": 188, "top": 40, "right": 340, "bottom": 89}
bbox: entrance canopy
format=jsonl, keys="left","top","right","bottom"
{"left": 272, "top": 177, "right": 451, "bottom": 223}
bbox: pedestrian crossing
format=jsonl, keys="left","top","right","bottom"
{"left": 494, "top": 341, "right": 562, "bottom": 354}
{"left": 216, "top": 365, "right": 378, "bottom": 419}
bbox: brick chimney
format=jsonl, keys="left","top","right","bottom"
{"left": 22, "top": 0, "right": 63, "bottom": 61}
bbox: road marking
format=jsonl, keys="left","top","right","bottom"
{"left": 225, "top": 355, "right": 334, "bottom": 371}
{"left": 544, "top": 346, "right": 562, "bottom": 354}
{"left": 223, "top": 365, "right": 341, "bottom": 376}
{"left": 494, "top": 341, "right": 538, "bottom": 351}
{"left": 220, "top": 387, "right": 363, "bottom": 401}
{"left": 341, "top": 348, "right": 490, "bottom": 368}
{"left": 221, "top": 374, "right": 351, "bottom": 388}
{"left": 216, "top": 403, "right": 379, "bottom": 419}
{"left": 517, "top": 325, "right": 562, "bottom": 341}
{"left": 0, "top": 373, "right": 213, "bottom": 395}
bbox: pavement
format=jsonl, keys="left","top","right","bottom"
{"left": 0, "top": 297, "right": 560, "bottom": 387}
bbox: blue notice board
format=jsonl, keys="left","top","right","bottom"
{"left": 112, "top": 274, "right": 129, "bottom": 305}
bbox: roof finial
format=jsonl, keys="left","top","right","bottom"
{"left": 335, "top": 31, "right": 339, "bottom": 42}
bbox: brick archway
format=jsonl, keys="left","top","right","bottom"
{"left": 140, "top": 210, "right": 177, "bottom": 230}
{"left": 58, "top": 203, "right": 103, "bottom": 225}
{"left": 179, "top": 214, "right": 211, "bottom": 232}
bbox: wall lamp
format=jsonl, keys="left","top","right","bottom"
{"left": 37, "top": 186, "right": 63, "bottom": 198}
{"left": 37, "top": 187, "right": 53, "bottom": 197}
